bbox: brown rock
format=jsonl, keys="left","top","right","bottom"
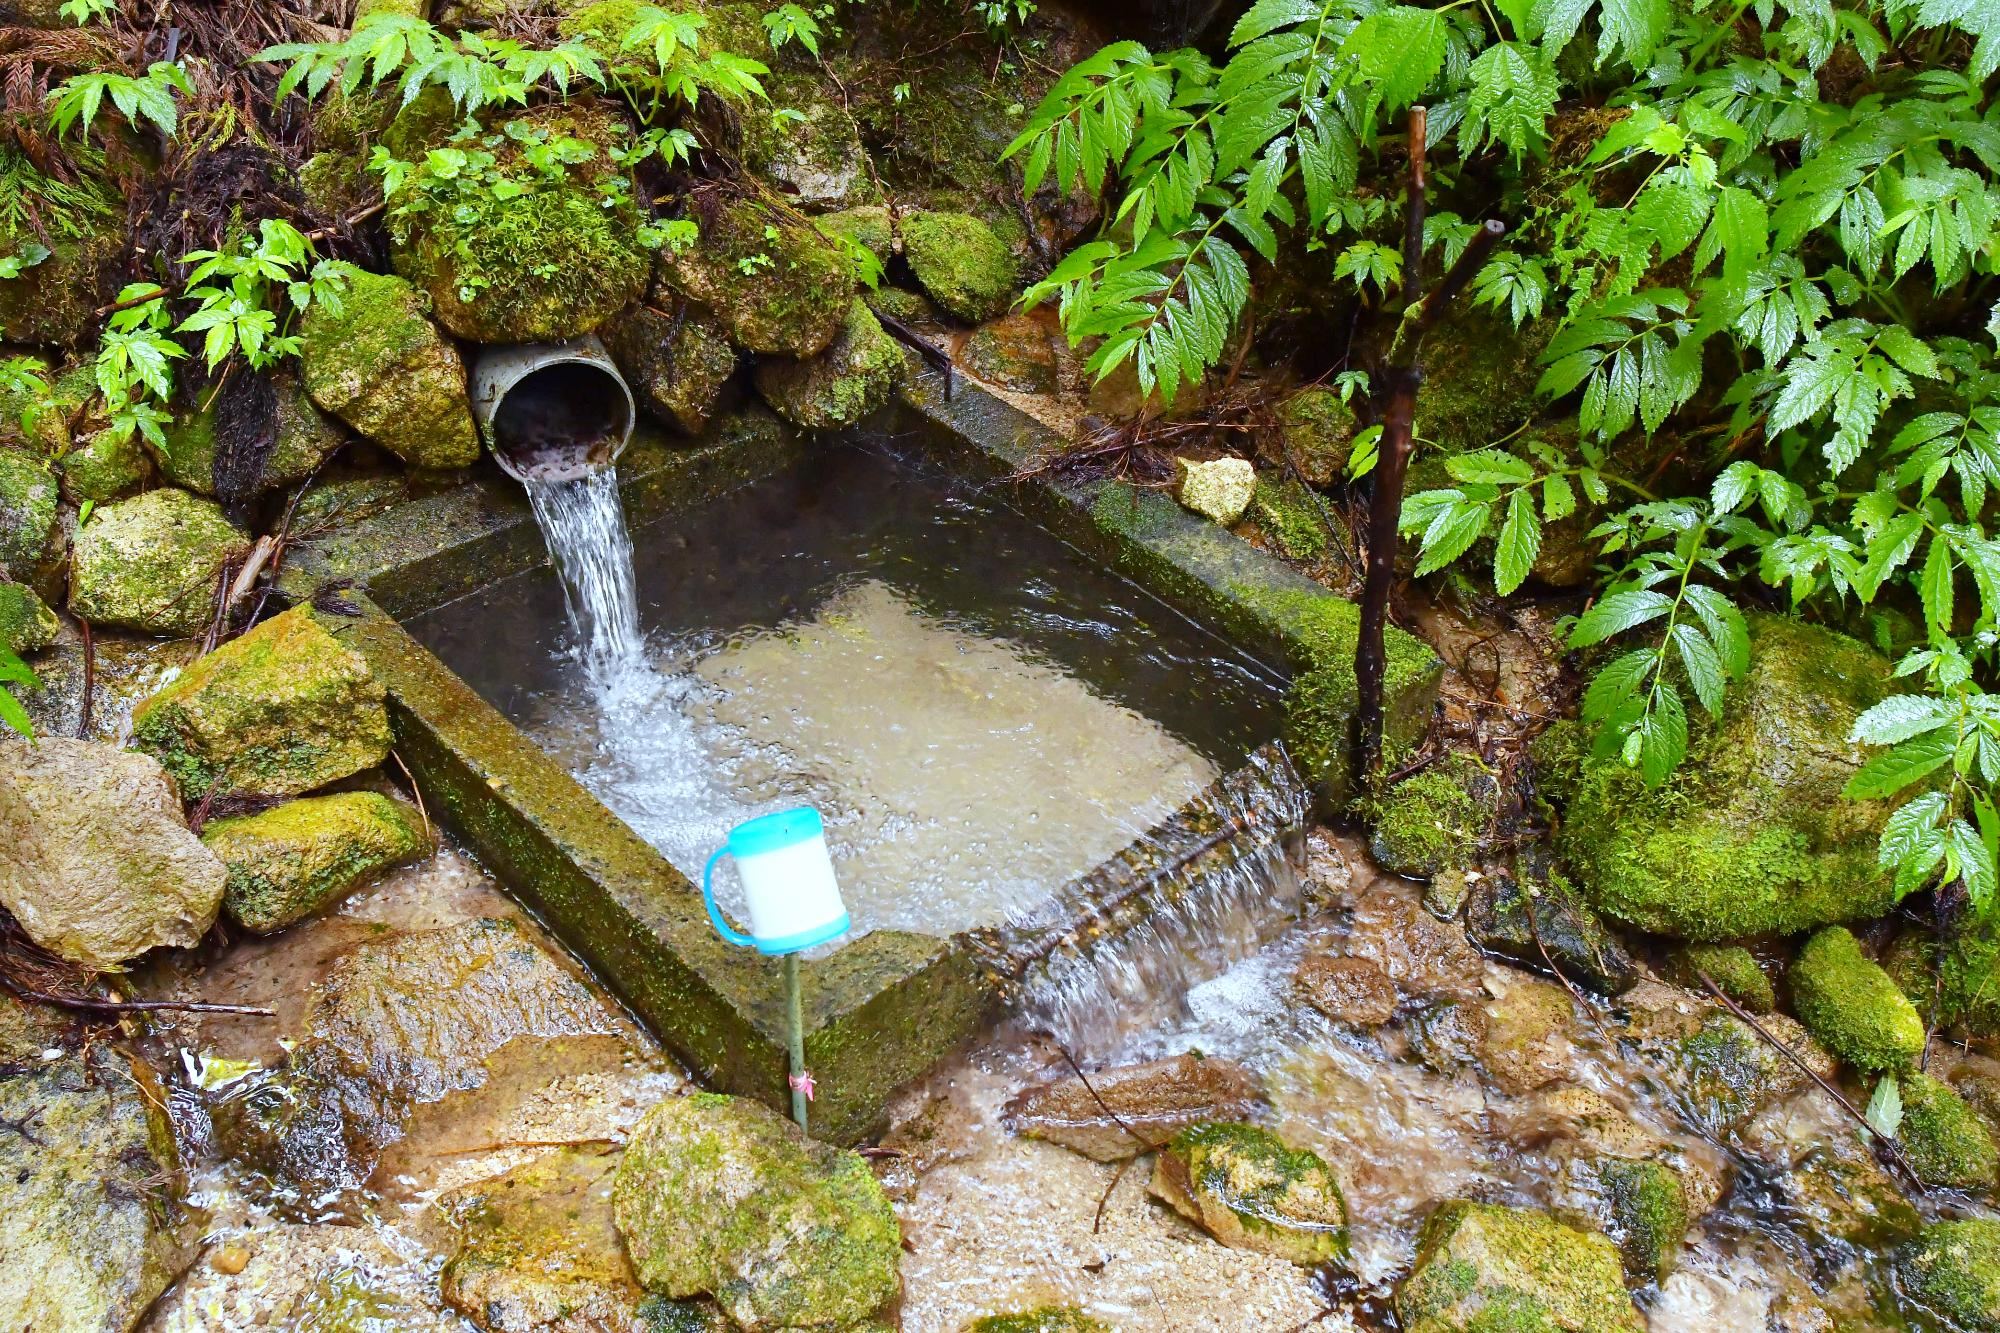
{"left": 1295, "top": 954, "right": 1398, "bottom": 1028}
{"left": 1342, "top": 884, "right": 1486, "bottom": 1002}
{"left": 1003, "top": 1052, "right": 1265, "bottom": 1161}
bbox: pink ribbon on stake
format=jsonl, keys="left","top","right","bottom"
{"left": 789, "top": 1070, "right": 817, "bottom": 1102}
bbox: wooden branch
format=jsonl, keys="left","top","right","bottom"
{"left": 1400, "top": 106, "right": 1429, "bottom": 319}
{"left": 1415, "top": 219, "right": 1507, "bottom": 338}
{"left": 0, "top": 975, "right": 274, "bottom": 1018}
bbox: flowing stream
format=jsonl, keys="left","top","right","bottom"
{"left": 520, "top": 468, "right": 643, "bottom": 680}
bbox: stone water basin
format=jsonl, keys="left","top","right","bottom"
{"left": 406, "top": 439, "right": 1284, "bottom": 945}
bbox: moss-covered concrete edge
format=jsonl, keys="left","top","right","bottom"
{"left": 895, "top": 376, "right": 1443, "bottom": 806}
{"left": 331, "top": 601, "right": 994, "bottom": 1143}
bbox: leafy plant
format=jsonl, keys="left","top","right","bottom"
{"left": 46, "top": 62, "right": 193, "bottom": 141}
{"left": 0, "top": 647, "right": 38, "bottom": 739}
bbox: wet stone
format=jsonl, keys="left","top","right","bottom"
{"left": 1294, "top": 953, "right": 1398, "bottom": 1028}
{"left": 1148, "top": 1122, "right": 1349, "bottom": 1266}
{"left": 1463, "top": 869, "right": 1637, "bottom": 995}
{"left": 958, "top": 313, "right": 1061, "bottom": 395}
{"left": 0, "top": 736, "right": 225, "bottom": 968}
{"left": 599, "top": 302, "right": 739, "bottom": 437}
{"left": 1342, "top": 881, "right": 1487, "bottom": 1003}
{"left": 67, "top": 487, "right": 250, "bottom": 638}
{"left": 1002, "top": 1051, "right": 1265, "bottom": 1162}
{"left": 1616, "top": 978, "right": 1834, "bottom": 1136}
{"left": 204, "top": 789, "right": 433, "bottom": 935}
{"left": 1395, "top": 1201, "right": 1645, "bottom": 1333}
{"left": 1898, "top": 1219, "right": 2000, "bottom": 1332}
{"left": 1471, "top": 971, "right": 1581, "bottom": 1097}
{"left": 1738, "top": 1098, "right": 1919, "bottom": 1248}
{"left": 0, "top": 1046, "right": 203, "bottom": 1333}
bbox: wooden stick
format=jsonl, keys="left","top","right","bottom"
{"left": 0, "top": 975, "right": 274, "bottom": 1018}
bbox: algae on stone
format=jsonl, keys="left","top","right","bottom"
{"left": 1395, "top": 1201, "right": 1645, "bottom": 1333}
{"left": 147, "top": 369, "right": 343, "bottom": 503}
{"left": 0, "top": 736, "right": 226, "bottom": 968}
{"left": 68, "top": 487, "right": 249, "bottom": 637}
{"left": 1368, "top": 751, "right": 1498, "bottom": 879}
{"left": 0, "top": 446, "right": 62, "bottom": 595}
{"left": 1269, "top": 387, "right": 1359, "bottom": 487}
{"left": 1790, "top": 926, "right": 1926, "bottom": 1074}
{"left": 1662, "top": 943, "right": 1774, "bottom": 1014}
{"left": 1538, "top": 614, "right": 1903, "bottom": 939}
{"left": 204, "top": 790, "right": 432, "bottom": 934}
{"left": 0, "top": 579, "right": 57, "bottom": 654}
{"left": 1896, "top": 1070, "right": 1999, "bottom": 1190}
{"left": 300, "top": 263, "right": 479, "bottom": 469}
{"left": 1148, "top": 1122, "right": 1349, "bottom": 1265}
{"left": 964, "top": 1312, "right": 1110, "bottom": 1333}
{"left": 656, "top": 198, "right": 853, "bottom": 358}
{"left": 902, "top": 210, "right": 1018, "bottom": 322}
{"left": 1899, "top": 1219, "right": 2000, "bottom": 1332}
{"left": 58, "top": 427, "right": 152, "bottom": 502}
{"left": 1616, "top": 979, "right": 1834, "bottom": 1135}
{"left": 1248, "top": 475, "right": 1337, "bottom": 562}
{"left": 600, "top": 301, "right": 739, "bottom": 435}
{"left": 754, "top": 299, "right": 906, "bottom": 430}
{"left": 131, "top": 605, "right": 391, "bottom": 800}
{"left": 0, "top": 1047, "right": 202, "bottom": 1333}
{"left": 611, "top": 1092, "right": 903, "bottom": 1331}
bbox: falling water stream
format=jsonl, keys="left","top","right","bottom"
{"left": 519, "top": 469, "right": 644, "bottom": 680}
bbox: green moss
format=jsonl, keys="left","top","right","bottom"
{"left": 0, "top": 152, "right": 125, "bottom": 348}
{"left": 0, "top": 449, "right": 60, "bottom": 592}
{"left": 1148, "top": 1122, "right": 1348, "bottom": 1265}
{"left": 1395, "top": 1202, "right": 1643, "bottom": 1333}
{"left": 58, "top": 429, "right": 150, "bottom": 503}
{"left": 130, "top": 605, "right": 391, "bottom": 799}
{"left": 657, "top": 197, "right": 853, "bottom": 357}
{"left": 0, "top": 580, "right": 57, "bottom": 655}
{"left": 1897, "top": 1071, "right": 1998, "bottom": 1189}
{"left": 1413, "top": 310, "right": 1552, "bottom": 451}
{"left": 299, "top": 264, "right": 479, "bottom": 469}
{"left": 390, "top": 105, "right": 649, "bottom": 343}
{"left": 148, "top": 372, "right": 342, "bottom": 500}
{"left": 738, "top": 70, "right": 871, "bottom": 209}
{"left": 1274, "top": 388, "right": 1359, "bottom": 487}
{"left": 1898, "top": 1219, "right": 2000, "bottom": 1332}
{"left": 1540, "top": 614, "right": 1903, "bottom": 940}
{"left": 821, "top": 206, "right": 896, "bottom": 263}
{"left": 902, "top": 211, "right": 1018, "bottom": 322}
{"left": 1249, "top": 476, "right": 1334, "bottom": 562}
{"left": 1886, "top": 921, "right": 2000, "bottom": 1043}
{"left": 753, "top": 299, "right": 906, "bottom": 430}
{"left": 1596, "top": 1158, "right": 1688, "bottom": 1285}
{"left": 204, "top": 791, "right": 431, "bottom": 934}
{"left": 1790, "top": 927, "right": 1926, "bottom": 1074}
{"left": 1663, "top": 944, "right": 1775, "bottom": 1014}
{"left": 1368, "top": 752, "right": 1497, "bottom": 879}
{"left": 965, "top": 1310, "right": 1111, "bottom": 1333}
{"left": 67, "top": 488, "right": 248, "bottom": 637}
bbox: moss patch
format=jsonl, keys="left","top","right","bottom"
{"left": 1248, "top": 475, "right": 1336, "bottom": 562}
{"left": 0, "top": 580, "right": 58, "bottom": 655}
{"left": 1538, "top": 614, "right": 1902, "bottom": 940}
{"left": 754, "top": 299, "right": 906, "bottom": 430}
{"left": 1395, "top": 1201, "right": 1644, "bottom": 1333}
{"left": 1368, "top": 751, "right": 1497, "bottom": 879}
{"left": 67, "top": 489, "right": 248, "bottom": 638}
{"left": 59, "top": 429, "right": 151, "bottom": 503}
{"left": 1663, "top": 944, "right": 1774, "bottom": 1014}
{"left": 1272, "top": 388, "right": 1359, "bottom": 487}
{"left": 1148, "top": 1122, "right": 1349, "bottom": 1265}
{"left": 130, "top": 605, "right": 391, "bottom": 799}
{"left": 1899, "top": 1219, "right": 2000, "bottom": 1332}
{"left": 204, "top": 791, "right": 431, "bottom": 934}
{"left": 1897, "top": 1070, "right": 1999, "bottom": 1189}
{"left": 1790, "top": 926, "right": 1925, "bottom": 1074}
{"left": 965, "top": 1311, "right": 1111, "bottom": 1333}
{"left": 656, "top": 197, "right": 852, "bottom": 357}
{"left": 902, "top": 210, "right": 1018, "bottom": 322}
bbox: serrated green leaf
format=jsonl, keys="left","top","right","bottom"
{"left": 1495, "top": 488, "right": 1542, "bottom": 595}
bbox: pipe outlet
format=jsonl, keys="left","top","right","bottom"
{"left": 469, "top": 335, "right": 636, "bottom": 483}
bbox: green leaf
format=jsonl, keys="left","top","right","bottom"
{"left": 1921, "top": 535, "right": 1955, "bottom": 639}
{"left": 1582, "top": 647, "right": 1657, "bottom": 725}
{"left": 1844, "top": 729, "right": 1956, "bottom": 800}
{"left": 1671, "top": 621, "right": 1726, "bottom": 717}
{"left": 1414, "top": 498, "right": 1492, "bottom": 577}
{"left": 1494, "top": 488, "right": 1542, "bottom": 595}
{"left": 1444, "top": 449, "right": 1536, "bottom": 486}
{"left": 0, "top": 685, "right": 31, "bottom": 739}
{"left": 1570, "top": 588, "right": 1674, "bottom": 647}
{"left": 1636, "top": 680, "right": 1688, "bottom": 787}
{"left": 1865, "top": 1075, "right": 1904, "bottom": 1139}
{"left": 1850, "top": 694, "right": 1953, "bottom": 746}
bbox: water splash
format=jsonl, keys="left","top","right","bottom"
{"left": 521, "top": 469, "right": 642, "bottom": 679}
{"left": 976, "top": 744, "right": 1311, "bottom": 1055}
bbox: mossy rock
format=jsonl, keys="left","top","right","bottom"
{"left": 599, "top": 302, "right": 739, "bottom": 436}
{"left": 754, "top": 299, "right": 906, "bottom": 430}
{"left": 0, "top": 448, "right": 61, "bottom": 597}
{"left": 1899, "top": 1219, "right": 2000, "bottom": 1332}
{"left": 1662, "top": 944, "right": 1774, "bottom": 1014}
{"left": 390, "top": 104, "right": 650, "bottom": 343}
{"left": 147, "top": 370, "right": 344, "bottom": 504}
{"left": 1369, "top": 751, "right": 1498, "bottom": 879}
{"left": 559, "top": 0, "right": 764, "bottom": 58}
{"left": 1464, "top": 869, "right": 1638, "bottom": 995}
{"left": 0, "top": 580, "right": 57, "bottom": 655}
{"left": 1538, "top": 613, "right": 1903, "bottom": 940}
{"left": 1395, "top": 1201, "right": 1644, "bottom": 1333}
{"left": 1148, "top": 1122, "right": 1349, "bottom": 1265}
{"left": 0, "top": 211, "right": 126, "bottom": 349}
{"left": 820, "top": 205, "right": 896, "bottom": 264}
{"left": 902, "top": 211, "right": 1018, "bottom": 322}
{"left": 1269, "top": 388, "right": 1359, "bottom": 487}
{"left": 1591, "top": 1158, "right": 1691, "bottom": 1285}
{"left": 963, "top": 1311, "right": 1110, "bottom": 1333}
{"left": 298, "top": 149, "right": 383, "bottom": 226}
{"left": 130, "top": 605, "right": 391, "bottom": 800}
{"left": 611, "top": 1093, "right": 902, "bottom": 1330}
{"left": 1897, "top": 1070, "right": 1999, "bottom": 1190}
{"left": 1885, "top": 921, "right": 2000, "bottom": 1045}
{"left": 1617, "top": 980, "right": 1834, "bottom": 1135}
{"left": 1790, "top": 926, "right": 1926, "bottom": 1074}
{"left": 67, "top": 488, "right": 249, "bottom": 638}
{"left": 1413, "top": 309, "right": 1552, "bottom": 451}
{"left": 657, "top": 198, "right": 853, "bottom": 358}
{"left": 204, "top": 791, "right": 432, "bottom": 935}
{"left": 959, "top": 312, "right": 1061, "bottom": 395}
{"left": 1248, "top": 475, "right": 1338, "bottom": 563}
{"left": 300, "top": 264, "right": 479, "bottom": 469}
{"left": 58, "top": 428, "right": 152, "bottom": 503}
{"left": 739, "top": 70, "right": 873, "bottom": 210}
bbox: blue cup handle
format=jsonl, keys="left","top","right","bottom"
{"left": 702, "top": 847, "right": 756, "bottom": 949}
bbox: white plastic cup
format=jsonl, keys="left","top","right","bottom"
{"left": 702, "top": 807, "right": 851, "bottom": 955}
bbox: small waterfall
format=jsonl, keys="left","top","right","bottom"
{"left": 970, "top": 743, "right": 1311, "bottom": 1056}
{"left": 521, "top": 468, "right": 643, "bottom": 678}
